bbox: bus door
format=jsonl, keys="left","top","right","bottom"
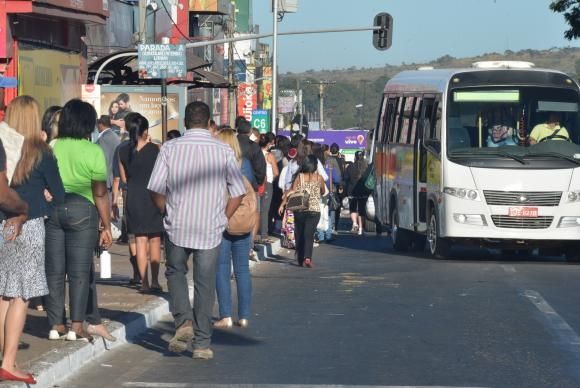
{"left": 381, "top": 96, "right": 403, "bottom": 224}
{"left": 413, "top": 96, "right": 428, "bottom": 233}
{"left": 421, "top": 97, "right": 443, "bottom": 222}
{"left": 383, "top": 96, "right": 399, "bottom": 225}
{"left": 374, "top": 95, "right": 389, "bottom": 225}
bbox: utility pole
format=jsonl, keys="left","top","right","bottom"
{"left": 306, "top": 80, "right": 335, "bottom": 130}
{"left": 360, "top": 79, "right": 369, "bottom": 129}
{"left": 227, "top": 5, "right": 236, "bottom": 125}
{"left": 272, "top": 0, "right": 279, "bottom": 133}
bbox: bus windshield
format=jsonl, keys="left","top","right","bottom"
{"left": 447, "top": 86, "right": 580, "bottom": 167}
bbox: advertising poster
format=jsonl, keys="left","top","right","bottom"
{"left": 81, "top": 84, "right": 101, "bottom": 114}
{"left": 189, "top": 0, "right": 218, "bottom": 12}
{"left": 100, "top": 86, "right": 186, "bottom": 142}
{"left": 259, "top": 80, "right": 272, "bottom": 110}
{"left": 237, "top": 83, "right": 257, "bottom": 122}
{"left": 278, "top": 130, "right": 367, "bottom": 150}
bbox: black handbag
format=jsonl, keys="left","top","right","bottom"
{"left": 286, "top": 174, "right": 310, "bottom": 212}
{"left": 328, "top": 165, "right": 341, "bottom": 211}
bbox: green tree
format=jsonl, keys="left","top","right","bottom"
{"left": 550, "top": 0, "right": 580, "bottom": 40}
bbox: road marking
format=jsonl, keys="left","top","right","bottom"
{"left": 123, "top": 385, "right": 487, "bottom": 388}
{"left": 523, "top": 290, "right": 580, "bottom": 348}
{"left": 501, "top": 265, "right": 516, "bottom": 273}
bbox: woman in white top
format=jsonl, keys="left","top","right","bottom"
{"left": 257, "top": 133, "right": 279, "bottom": 243}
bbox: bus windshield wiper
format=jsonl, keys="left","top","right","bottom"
{"left": 448, "top": 150, "right": 526, "bottom": 164}
{"left": 523, "top": 152, "right": 580, "bottom": 165}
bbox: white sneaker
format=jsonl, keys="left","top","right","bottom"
{"left": 358, "top": 228, "right": 363, "bottom": 235}
{"left": 351, "top": 224, "right": 359, "bottom": 234}
{"left": 65, "top": 331, "right": 77, "bottom": 341}
{"left": 48, "top": 329, "right": 64, "bottom": 340}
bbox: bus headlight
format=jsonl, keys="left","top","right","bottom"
{"left": 444, "top": 187, "right": 481, "bottom": 201}
{"left": 566, "top": 191, "right": 580, "bottom": 202}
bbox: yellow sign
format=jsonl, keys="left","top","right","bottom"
{"left": 18, "top": 46, "right": 81, "bottom": 114}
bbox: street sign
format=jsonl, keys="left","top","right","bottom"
{"left": 252, "top": 110, "right": 270, "bottom": 133}
{"left": 138, "top": 44, "right": 187, "bottom": 79}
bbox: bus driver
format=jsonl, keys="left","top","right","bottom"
{"left": 529, "top": 112, "right": 569, "bottom": 145}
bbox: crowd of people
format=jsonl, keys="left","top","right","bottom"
{"left": 0, "top": 96, "right": 372, "bottom": 382}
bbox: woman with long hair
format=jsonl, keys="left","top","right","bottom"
{"left": 344, "top": 151, "right": 369, "bottom": 235}
{"left": 213, "top": 128, "right": 253, "bottom": 328}
{"left": 0, "top": 96, "right": 65, "bottom": 384}
{"left": 108, "top": 100, "right": 122, "bottom": 135}
{"left": 118, "top": 112, "right": 163, "bottom": 294}
{"left": 256, "top": 133, "right": 279, "bottom": 244}
{"left": 44, "top": 99, "right": 113, "bottom": 343}
{"left": 279, "top": 155, "right": 326, "bottom": 268}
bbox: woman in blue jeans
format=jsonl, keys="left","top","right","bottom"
{"left": 44, "top": 100, "right": 113, "bottom": 342}
{"left": 214, "top": 128, "right": 252, "bottom": 328}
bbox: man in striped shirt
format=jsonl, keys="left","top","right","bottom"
{"left": 148, "top": 101, "right": 246, "bottom": 360}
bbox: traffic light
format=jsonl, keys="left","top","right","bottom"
{"left": 373, "top": 13, "right": 393, "bottom": 51}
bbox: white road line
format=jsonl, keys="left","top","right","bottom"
{"left": 122, "top": 385, "right": 487, "bottom": 388}
{"left": 501, "top": 265, "right": 516, "bottom": 273}
{"left": 523, "top": 290, "right": 580, "bottom": 347}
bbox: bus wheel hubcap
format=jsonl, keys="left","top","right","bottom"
{"left": 428, "top": 216, "right": 437, "bottom": 253}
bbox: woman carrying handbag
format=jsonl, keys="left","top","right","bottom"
{"left": 279, "top": 155, "right": 326, "bottom": 268}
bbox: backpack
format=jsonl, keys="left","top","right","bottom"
{"left": 227, "top": 177, "right": 257, "bottom": 236}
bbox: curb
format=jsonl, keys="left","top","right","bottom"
{"left": 3, "top": 240, "right": 282, "bottom": 388}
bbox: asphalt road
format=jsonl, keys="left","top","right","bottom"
{"left": 62, "top": 233, "right": 580, "bottom": 388}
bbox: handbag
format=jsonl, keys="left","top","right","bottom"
{"left": 286, "top": 174, "right": 310, "bottom": 212}
{"left": 363, "top": 163, "right": 376, "bottom": 193}
{"left": 227, "top": 177, "right": 257, "bottom": 235}
{"left": 328, "top": 165, "right": 341, "bottom": 211}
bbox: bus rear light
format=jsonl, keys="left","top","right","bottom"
{"left": 453, "top": 213, "right": 487, "bottom": 226}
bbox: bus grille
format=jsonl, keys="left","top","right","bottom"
{"left": 483, "top": 191, "right": 562, "bottom": 207}
{"left": 491, "top": 215, "right": 553, "bottom": 229}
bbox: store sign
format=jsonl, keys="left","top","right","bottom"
{"left": 278, "top": 130, "right": 367, "bottom": 149}
{"left": 138, "top": 44, "right": 187, "bottom": 79}
{"left": 252, "top": 110, "right": 270, "bottom": 133}
{"left": 237, "top": 83, "right": 257, "bottom": 122}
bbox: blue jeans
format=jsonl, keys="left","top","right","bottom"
{"left": 164, "top": 235, "right": 220, "bottom": 350}
{"left": 216, "top": 232, "right": 252, "bottom": 320}
{"left": 317, "top": 209, "right": 335, "bottom": 241}
{"left": 45, "top": 194, "right": 98, "bottom": 326}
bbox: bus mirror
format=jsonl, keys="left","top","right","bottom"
{"left": 425, "top": 139, "right": 441, "bottom": 153}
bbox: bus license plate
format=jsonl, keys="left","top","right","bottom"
{"left": 508, "top": 207, "right": 538, "bottom": 217}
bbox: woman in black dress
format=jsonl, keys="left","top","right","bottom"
{"left": 118, "top": 113, "right": 163, "bottom": 293}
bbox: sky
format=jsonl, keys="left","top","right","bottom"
{"left": 252, "top": 0, "right": 578, "bottom": 73}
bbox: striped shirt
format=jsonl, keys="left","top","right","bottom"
{"left": 147, "top": 129, "right": 246, "bottom": 250}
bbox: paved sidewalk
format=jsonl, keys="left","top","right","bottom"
{"left": 0, "top": 238, "right": 280, "bottom": 388}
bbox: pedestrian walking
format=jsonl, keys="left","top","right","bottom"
{"left": 95, "top": 115, "right": 120, "bottom": 196}
{"left": 119, "top": 112, "right": 163, "bottom": 294}
{"left": 0, "top": 97, "right": 59, "bottom": 385}
{"left": 213, "top": 128, "right": 255, "bottom": 329}
{"left": 44, "top": 99, "right": 113, "bottom": 344}
{"left": 148, "top": 101, "right": 246, "bottom": 360}
{"left": 344, "top": 151, "right": 369, "bottom": 235}
{"left": 257, "top": 133, "right": 278, "bottom": 243}
{"left": 279, "top": 155, "right": 326, "bottom": 268}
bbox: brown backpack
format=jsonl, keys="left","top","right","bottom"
{"left": 227, "top": 177, "right": 257, "bottom": 235}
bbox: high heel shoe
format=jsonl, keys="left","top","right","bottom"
{"left": 213, "top": 317, "right": 233, "bottom": 328}
{"left": 0, "top": 368, "right": 37, "bottom": 384}
{"left": 87, "top": 324, "right": 117, "bottom": 342}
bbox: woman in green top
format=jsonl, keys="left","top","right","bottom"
{"left": 44, "top": 100, "right": 113, "bottom": 342}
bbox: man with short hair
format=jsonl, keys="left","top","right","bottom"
{"left": 529, "top": 113, "right": 569, "bottom": 145}
{"left": 96, "top": 115, "right": 120, "bottom": 193}
{"left": 148, "top": 101, "right": 246, "bottom": 360}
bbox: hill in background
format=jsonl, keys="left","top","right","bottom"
{"left": 279, "top": 47, "right": 580, "bottom": 130}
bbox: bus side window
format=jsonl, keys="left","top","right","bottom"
{"left": 385, "top": 97, "right": 398, "bottom": 143}
{"left": 375, "top": 95, "right": 388, "bottom": 143}
{"left": 410, "top": 97, "right": 422, "bottom": 144}
{"left": 423, "top": 99, "right": 441, "bottom": 154}
{"left": 400, "top": 97, "right": 416, "bottom": 144}
{"left": 394, "top": 97, "right": 406, "bottom": 143}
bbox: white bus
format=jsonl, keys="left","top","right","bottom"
{"left": 370, "top": 61, "right": 580, "bottom": 259}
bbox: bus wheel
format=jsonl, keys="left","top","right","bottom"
{"left": 427, "top": 211, "right": 450, "bottom": 259}
{"left": 391, "top": 208, "right": 411, "bottom": 252}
